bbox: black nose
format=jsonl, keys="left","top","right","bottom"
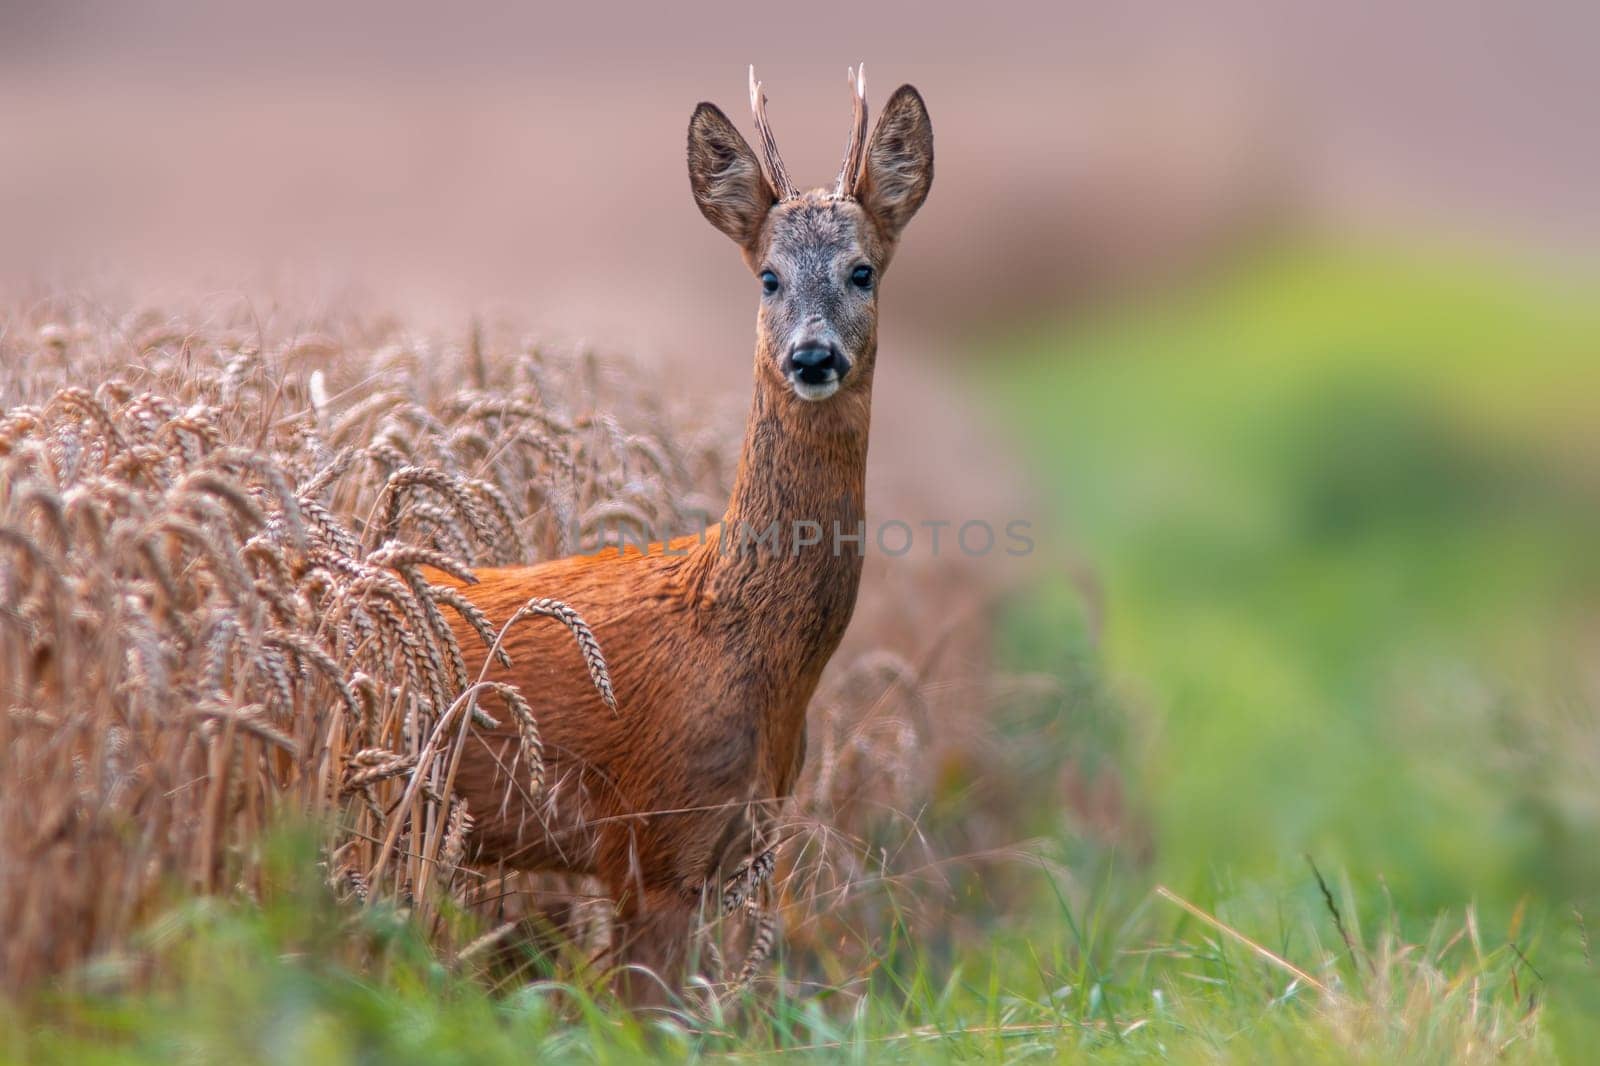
{"left": 789, "top": 346, "right": 844, "bottom": 385}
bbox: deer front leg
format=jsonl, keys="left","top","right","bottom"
{"left": 610, "top": 886, "right": 694, "bottom": 1008}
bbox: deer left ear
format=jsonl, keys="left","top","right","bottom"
{"left": 688, "top": 102, "right": 777, "bottom": 250}
{"left": 858, "top": 85, "right": 934, "bottom": 244}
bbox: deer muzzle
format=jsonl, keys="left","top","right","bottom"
{"left": 784, "top": 342, "right": 849, "bottom": 401}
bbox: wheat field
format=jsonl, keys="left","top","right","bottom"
{"left": 1, "top": 306, "right": 654, "bottom": 988}
{"left": 0, "top": 299, "right": 1020, "bottom": 1007}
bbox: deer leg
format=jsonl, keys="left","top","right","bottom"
{"left": 610, "top": 886, "right": 694, "bottom": 1008}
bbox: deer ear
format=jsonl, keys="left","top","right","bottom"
{"left": 688, "top": 103, "right": 776, "bottom": 249}
{"left": 858, "top": 85, "right": 934, "bottom": 243}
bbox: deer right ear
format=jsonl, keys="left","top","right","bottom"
{"left": 858, "top": 85, "right": 934, "bottom": 245}
{"left": 688, "top": 103, "right": 776, "bottom": 250}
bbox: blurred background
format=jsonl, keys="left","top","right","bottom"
{"left": 3, "top": 0, "right": 1598, "bottom": 1051}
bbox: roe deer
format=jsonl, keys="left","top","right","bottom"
{"left": 435, "top": 67, "right": 933, "bottom": 1002}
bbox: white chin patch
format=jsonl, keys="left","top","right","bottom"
{"left": 790, "top": 377, "right": 841, "bottom": 402}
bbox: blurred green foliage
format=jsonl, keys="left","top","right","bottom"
{"left": 988, "top": 241, "right": 1600, "bottom": 1049}
{"left": 992, "top": 242, "right": 1599, "bottom": 904}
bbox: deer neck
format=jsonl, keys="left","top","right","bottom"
{"left": 699, "top": 346, "right": 873, "bottom": 624}
{"left": 678, "top": 342, "right": 873, "bottom": 797}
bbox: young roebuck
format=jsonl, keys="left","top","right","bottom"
{"left": 439, "top": 68, "right": 933, "bottom": 1001}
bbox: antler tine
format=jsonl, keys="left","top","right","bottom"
{"left": 748, "top": 65, "right": 798, "bottom": 201}
{"left": 833, "top": 63, "right": 869, "bottom": 199}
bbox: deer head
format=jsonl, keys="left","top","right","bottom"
{"left": 687, "top": 67, "right": 933, "bottom": 405}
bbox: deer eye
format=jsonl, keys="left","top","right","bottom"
{"left": 760, "top": 270, "right": 780, "bottom": 295}
{"left": 851, "top": 264, "right": 875, "bottom": 290}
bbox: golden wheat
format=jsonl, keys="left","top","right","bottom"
{"left": 1, "top": 301, "right": 1026, "bottom": 1003}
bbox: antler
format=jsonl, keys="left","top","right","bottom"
{"left": 748, "top": 66, "right": 798, "bottom": 201}
{"left": 833, "top": 63, "right": 869, "bottom": 199}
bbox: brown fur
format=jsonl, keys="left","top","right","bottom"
{"left": 433, "top": 79, "right": 932, "bottom": 1003}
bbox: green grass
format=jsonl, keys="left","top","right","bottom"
{"left": 2, "top": 830, "right": 1556, "bottom": 1063}
{"left": 7, "top": 241, "right": 1598, "bottom": 1062}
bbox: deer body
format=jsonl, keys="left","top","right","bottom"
{"left": 449, "top": 386, "right": 867, "bottom": 889}
{"left": 437, "top": 70, "right": 932, "bottom": 1000}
